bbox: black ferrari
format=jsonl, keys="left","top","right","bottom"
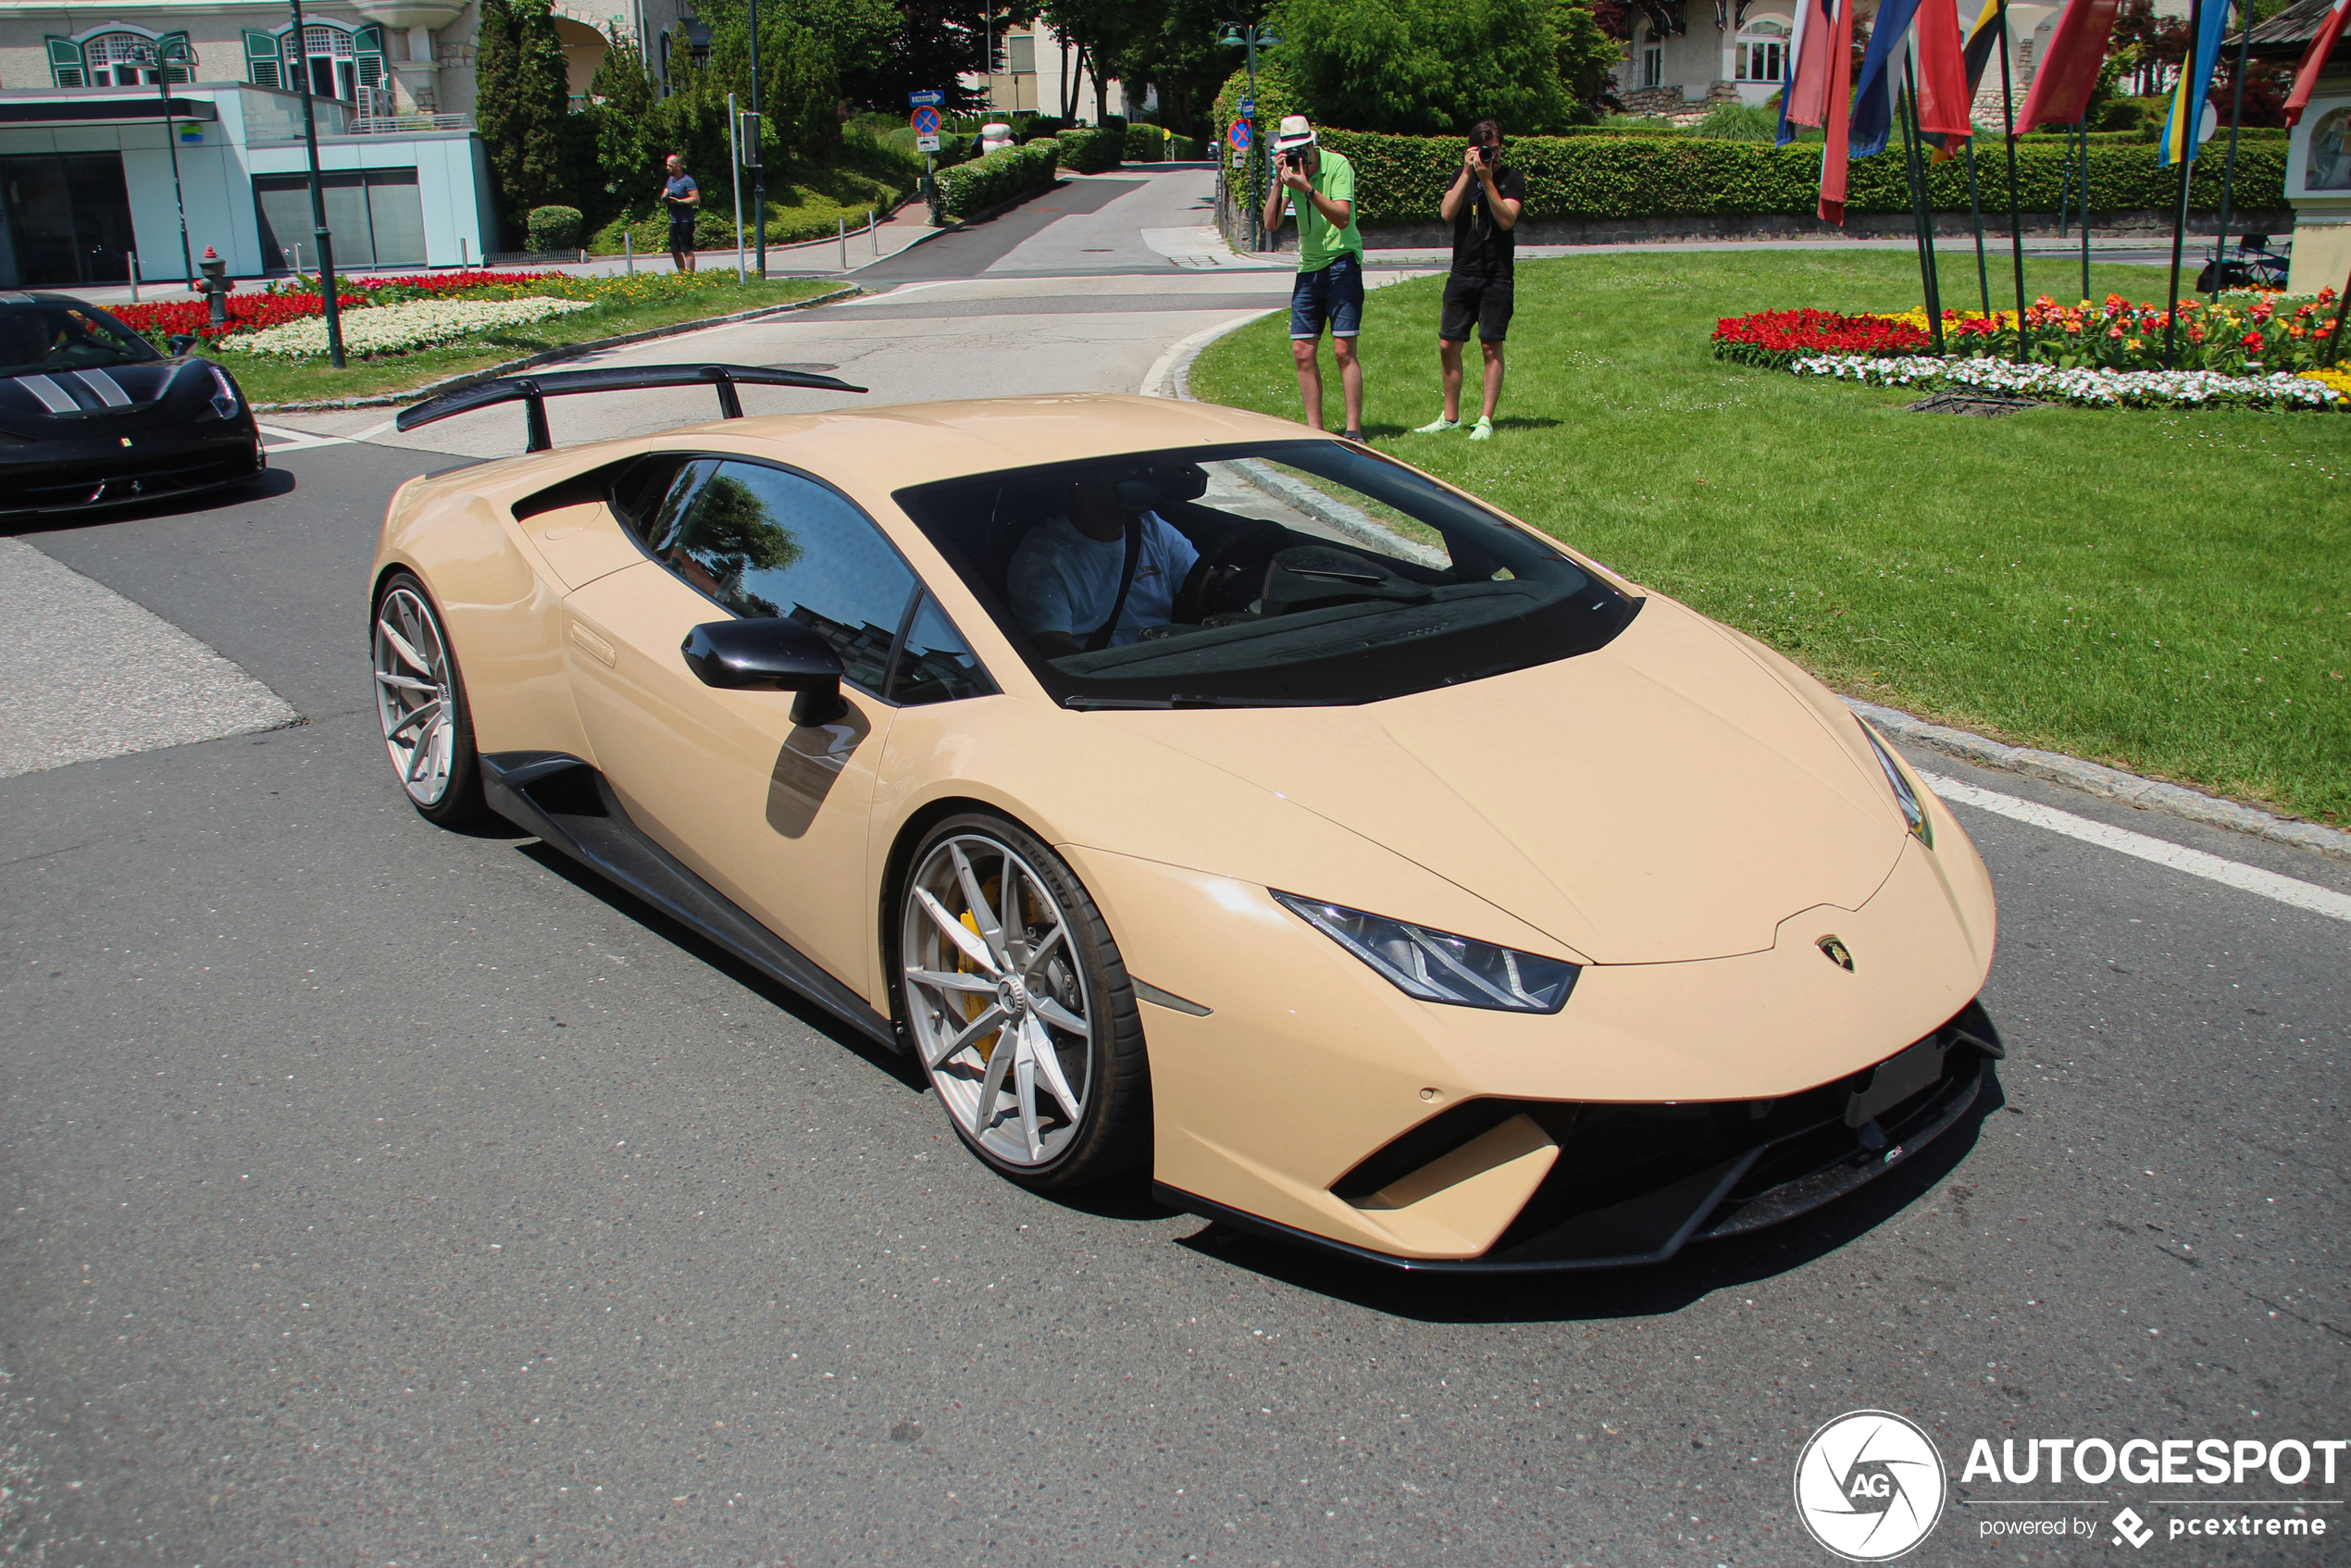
{"left": 0, "top": 292, "right": 263, "bottom": 517}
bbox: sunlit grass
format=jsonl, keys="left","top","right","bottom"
{"left": 1191, "top": 249, "right": 2350, "bottom": 825}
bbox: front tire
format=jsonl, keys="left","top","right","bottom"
{"left": 371, "top": 571, "right": 486, "bottom": 827}
{"left": 895, "top": 814, "right": 1149, "bottom": 1189}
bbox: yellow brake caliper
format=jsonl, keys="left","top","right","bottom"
{"left": 960, "top": 902, "right": 1004, "bottom": 1064}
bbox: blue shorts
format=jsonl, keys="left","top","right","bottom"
{"left": 1289, "top": 253, "right": 1364, "bottom": 340}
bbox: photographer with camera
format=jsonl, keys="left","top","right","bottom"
{"left": 1412, "top": 121, "right": 1524, "bottom": 442}
{"left": 1263, "top": 116, "right": 1365, "bottom": 443}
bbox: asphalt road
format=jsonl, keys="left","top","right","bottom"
{"left": 1, "top": 173, "right": 2345, "bottom": 1567}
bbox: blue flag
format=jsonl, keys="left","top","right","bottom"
{"left": 2159, "top": 0, "right": 2232, "bottom": 166}
{"left": 1848, "top": 0, "right": 1925, "bottom": 158}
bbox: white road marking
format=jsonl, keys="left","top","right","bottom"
{"left": 257, "top": 417, "right": 398, "bottom": 451}
{"left": 1919, "top": 770, "right": 2351, "bottom": 926}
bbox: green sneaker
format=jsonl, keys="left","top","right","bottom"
{"left": 1468, "top": 417, "right": 1494, "bottom": 442}
{"left": 1412, "top": 415, "right": 1460, "bottom": 434}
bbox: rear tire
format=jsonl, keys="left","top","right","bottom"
{"left": 893, "top": 812, "right": 1150, "bottom": 1189}
{"left": 371, "top": 571, "right": 487, "bottom": 828}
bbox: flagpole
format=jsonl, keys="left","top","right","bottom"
{"left": 2057, "top": 131, "right": 2073, "bottom": 238}
{"left": 2208, "top": 0, "right": 2252, "bottom": 297}
{"left": 1994, "top": 0, "right": 2027, "bottom": 362}
{"left": 1964, "top": 141, "right": 1992, "bottom": 316}
{"left": 2078, "top": 117, "right": 2092, "bottom": 301}
{"left": 2163, "top": 0, "right": 2205, "bottom": 368}
{"left": 1899, "top": 57, "right": 1947, "bottom": 351}
{"left": 2327, "top": 258, "right": 2351, "bottom": 366}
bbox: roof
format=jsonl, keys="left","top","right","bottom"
{"left": 2237, "top": 0, "right": 2350, "bottom": 57}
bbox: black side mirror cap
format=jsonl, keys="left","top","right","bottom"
{"left": 167, "top": 333, "right": 197, "bottom": 356}
{"left": 681, "top": 617, "right": 848, "bottom": 727}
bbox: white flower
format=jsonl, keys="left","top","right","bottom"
{"left": 1786, "top": 355, "right": 2345, "bottom": 410}
{"left": 233, "top": 296, "right": 595, "bottom": 358}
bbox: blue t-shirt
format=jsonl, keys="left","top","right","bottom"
{"left": 665, "top": 174, "right": 698, "bottom": 218}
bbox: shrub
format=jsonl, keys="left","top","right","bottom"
{"left": 1125, "top": 122, "right": 1166, "bottom": 163}
{"left": 936, "top": 139, "right": 1062, "bottom": 218}
{"left": 1691, "top": 103, "right": 1777, "bottom": 142}
{"left": 1056, "top": 126, "right": 1124, "bottom": 173}
{"left": 1311, "top": 128, "right": 2288, "bottom": 225}
{"left": 527, "top": 205, "right": 584, "bottom": 251}
{"left": 1166, "top": 131, "right": 1204, "bottom": 161}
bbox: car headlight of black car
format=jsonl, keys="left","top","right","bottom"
{"left": 1858, "top": 719, "right": 1934, "bottom": 849}
{"left": 1272, "top": 892, "right": 1580, "bottom": 1013}
{"left": 200, "top": 363, "right": 241, "bottom": 420}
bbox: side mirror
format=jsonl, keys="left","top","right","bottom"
{"left": 167, "top": 333, "right": 197, "bottom": 356}
{"left": 681, "top": 617, "right": 848, "bottom": 727}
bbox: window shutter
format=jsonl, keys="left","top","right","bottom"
{"left": 159, "top": 30, "right": 193, "bottom": 84}
{"left": 46, "top": 35, "right": 87, "bottom": 87}
{"left": 354, "top": 24, "right": 385, "bottom": 87}
{"left": 243, "top": 28, "right": 281, "bottom": 88}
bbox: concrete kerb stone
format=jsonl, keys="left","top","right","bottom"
{"left": 252, "top": 284, "right": 862, "bottom": 413}
{"left": 1143, "top": 307, "right": 2351, "bottom": 865}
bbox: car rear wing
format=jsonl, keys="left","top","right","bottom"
{"left": 395, "top": 363, "right": 866, "bottom": 454}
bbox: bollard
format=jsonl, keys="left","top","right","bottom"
{"left": 839, "top": 217, "right": 847, "bottom": 271}
{"left": 625, "top": 230, "right": 633, "bottom": 273}
{"left": 292, "top": 241, "right": 303, "bottom": 274}
{"left": 129, "top": 252, "right": 141, "bottom": 302}
{"left": 868, "top": 209, "right": 877, "bottom": 254}
{"left": 460, "top": 237, "right": 468, "bottom": 268}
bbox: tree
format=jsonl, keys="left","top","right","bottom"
{"left": 854, "top": 0, "right": 999, "bottom": 112}
{"left": 1267, "top": 0, "right": 1573, "bottom": 134}
{"left": 474, "top": 0, "right": 575, "bottom": 231}
{"left": 1105, "top": 0, "right": 1262, "bottom": 134}
{"left": 1551, "top": 0, "right": 1623, "bottom": 121}
{"left": 588, "top": 36, "right": 657, "bottom": 219}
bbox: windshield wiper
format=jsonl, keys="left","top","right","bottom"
{"left": 1063, "top": 693, "right": 1324, "bottom": 711}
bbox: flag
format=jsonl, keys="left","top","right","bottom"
{"left": 1819, "top": 0, "right": 1860, "bottom": 220}
{"left": 1849, "top": 0, "right": 1926, "bottom": 157}
{"left": 2016, "top": 0, "right": 2123, "bottom": 131}
{"left": 1915, "top": 0, "right": 1979, "bottom": 141}
{"left": 2284, "top": 0, "right": 2351, "bottom": 126}
{"left": 1777, "top": 0, "right": 1837, "bottom": 143}
{"left": 2159, "top": 0, "right": 2231, "bottom": 164}
{"left": 1959, "top": 0, "right": 2004, "bottom": 96}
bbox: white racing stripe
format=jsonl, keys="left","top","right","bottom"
{"left": 1918, "top": 770, "right": 2351, "bottom": 926}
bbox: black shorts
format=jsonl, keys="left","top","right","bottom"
{"left": 667, "top": 218, "right": 697, "bottom": 250}
{"left": 1441, "top": 275, "right": 1515, "bottom": 342}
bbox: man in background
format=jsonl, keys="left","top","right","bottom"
{"left": 663, "top": 153, "right": 700, "bottom": 273}
{"left": 1414, "top": 120, "right": 1524, "bottom": 442}
{"left": 1263, "top": 116, "right": 1365, "bottom": 444}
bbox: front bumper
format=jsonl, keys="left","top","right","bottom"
{"left": 1154, "top": 1002, "right": 1999, "bottom": 1273}
{"left": 0, "top": 421, "right": 261, "bottom": 516}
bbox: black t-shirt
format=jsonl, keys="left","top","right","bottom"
{"left": 1449, "top": 164, "right": 1526, "bottom": 280}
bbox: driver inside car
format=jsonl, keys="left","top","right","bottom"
{"left": 1007, "top": 469, "right": 1201, "bottom": 656}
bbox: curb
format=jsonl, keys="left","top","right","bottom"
{"left": 252, "top": 284, "right": 861, "bottom": 412}
{"left": 1144, "top": 305, "right": 2351, "bottom": 864}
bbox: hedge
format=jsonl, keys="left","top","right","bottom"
{"left": 1056, "top": 126, "right": 1125, "bottom": 174}
{"left": 1311, "top": 129, "right": 2288, "bottom": 224}
{"left": 936, "top": 139, "right": 1062, "bottom": 218}
{"left": 527, "top": 205, "right": 583, "bottom": 252}
{"left": 1126, "top": 123, "right": 1165, "bottom": 163}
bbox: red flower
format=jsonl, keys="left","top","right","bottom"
{"left": 1710, "top": 309, "right": 1934, "bottom": 356}
{"left": 2241, "top": 331, "right": 2264, "bottom": 353}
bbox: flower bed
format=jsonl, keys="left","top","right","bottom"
{"left": 232, "top": 296, "right": 594, "bottom": 359}
{"left": 1715, "top": 290, "right": 2343, "bottom": 380}
{"left": 110, "top": 292, "right": 363, "bottom": 343}
{"left": 1788, "top": 354, "right": 2346, "bottom": 411}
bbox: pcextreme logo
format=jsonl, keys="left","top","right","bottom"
{"left": 1794, "top": 1410, "right": 1948, "bottom": 1561}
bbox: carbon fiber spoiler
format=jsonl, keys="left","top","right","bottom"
{"left": 395, "top": 363, "right": 866, "bottom": 453}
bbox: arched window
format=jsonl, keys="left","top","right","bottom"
{"left": 1640, "top": 24, "right": 1666, "bottom": 89}
{"left": 1735, "top": 15, "right": 1790, "bottom": 82}
{"left": 45, "top": 28, "right": 193, "bottom": 87}
{"left": 237, "top": 21, "right": 384, "bottom": 99}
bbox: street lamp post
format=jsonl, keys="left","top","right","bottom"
{"left": 131, "top": 36, "right": 197, "bottom": 290}
{"left": 286, "top": 0, "right": 347, "bottom": 367}
{"left": 748, "top": 0, "right": 765, "bottom": 278}
{"left": 1216, "top": 22, "right": 1280, "bottom": 253}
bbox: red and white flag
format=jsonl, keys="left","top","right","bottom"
{"left": 2284, "top": 0, "right": 2351, "bottom": 127}
{"left": 2016, "top": 0, "right": 2124, "bottom": 131}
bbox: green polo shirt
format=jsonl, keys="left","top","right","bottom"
{"left": 1289, "top": 149, "right": 1362, "bottom": 272}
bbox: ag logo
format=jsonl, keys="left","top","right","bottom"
{"left": 1793, "top": 1410, "right": 1946, "bottom": 1561}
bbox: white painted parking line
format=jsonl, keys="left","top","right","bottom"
{"left": 257, "top": 417, "right": 400, "bottom": 452}
{"left": 1919, "top": 770, "right": 2351, "bottom": 927}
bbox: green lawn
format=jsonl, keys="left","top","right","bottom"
{"left": 233, "top": 278, "right": 844, "bottom": 406}
{"left": 1189, "top": 249, "right": 2350, "bottom": 828}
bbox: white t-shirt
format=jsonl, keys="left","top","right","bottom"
{"left": 1007, "top": 511, "right": 1200, "bottom": 649}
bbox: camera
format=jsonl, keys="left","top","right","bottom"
{"left": 1477, "top": 143, "right": 1496, "bottom": 165}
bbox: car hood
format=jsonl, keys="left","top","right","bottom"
{"left": 1120, "top": 594, "right": 1907, "bottom": 964}
{"left": 0, "top": 360, "right": 182, "bottom": 419}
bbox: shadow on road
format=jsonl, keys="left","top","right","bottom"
{"left": 0, "top": 467, "right": 293, "bottom": 539}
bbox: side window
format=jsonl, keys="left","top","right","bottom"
{"left": 648, "top": 460, "right": 918, "bottom": 695}
{"left": 889, "top": 593, "right": 994, "bottom": 706}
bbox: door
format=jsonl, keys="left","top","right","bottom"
{"left": 2, "top": 154, "right": 134, "bottom": 286}
{"left": 561, "top": 458, "right": 927, "bottom": 997}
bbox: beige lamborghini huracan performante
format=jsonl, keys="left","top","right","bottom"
{"left": 368, "top": 366, "right": 2001, "bottom": 1273}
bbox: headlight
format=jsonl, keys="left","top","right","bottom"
{"left": 204, "top": 363, "right": 240, "bottom": 420}
{"left": 1271, "top": 891, "right": 1579, "bottom": 1013}
{"left": 1858, "top": 720, "right": 1934, "bottom": 849}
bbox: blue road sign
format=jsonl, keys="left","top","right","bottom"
{"left": 908, "top": 90, "right": 944, "bottom": 106}
{"left": 1239, "top": 96, "right": 1255, "bottom": 117}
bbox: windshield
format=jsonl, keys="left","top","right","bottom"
{"left": 0, "top": 301, "right": 159, "bottom": 377}
{"left": 893, "top": 442, "right": 1638, "bottom": 708}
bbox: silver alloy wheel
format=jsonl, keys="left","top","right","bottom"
{"left": 901, "top": 833, "right": 1094, "bottom": 1168}
{"left": 372, "top": 585, "right": 456, "bottom": 807}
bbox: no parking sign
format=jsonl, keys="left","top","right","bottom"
{"left": 1227, "top": 118, "right": 1250, "bottom": 153}
{"left": 912, "top": 105, "right": 940, "bottom": 153}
